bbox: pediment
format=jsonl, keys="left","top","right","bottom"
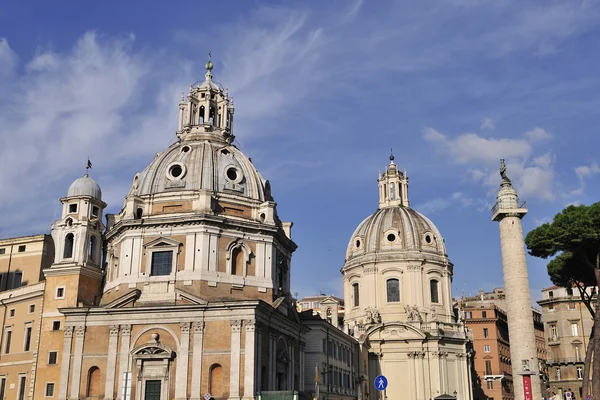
{"left": 366, "top": 322, "right": 426, "bottom": 340}
{"left": 144, "top": 237, "right": 182, "bottom": 249}
{"left": 175, "top": 289, "right": 208, "bottom": 305}
{"left": 103, "top": 289, "right": 141, "bottom": 309}
{"left": 320, "top": 296, "right": 340, "bottom": 305}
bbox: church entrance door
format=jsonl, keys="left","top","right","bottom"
{"left": 144, "top": 380, "right": 161, "bottom": 400}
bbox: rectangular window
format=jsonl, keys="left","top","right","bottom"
{"left": 45, "top": 382, "right": 55, "bottom": 397}
{"left": 386, "top": 279, "right": 400, "bottom": 302}
{"left": 24, "top": 326, "right": 32, "bottom": 352}
{"left": 482, "top": 311, "right": 487, "bottom": 318}
{"left": 485, "top": 360, "right": 492, "bottom": 375}
{"left": 4, "top": 329, "right": 12, "bottom": 353}
{"left": 48, "top": 351, "right": 58, "bottom": 365}
{"left": 353, "top": 283, "right": 359, "bottom": 307}
{"left": 571, "top": 322, "right": 579, "bottom": 336}
{"left": 549, "top": 303, "right": 554, "bottom": 311}
{"left": 569, "top": 302, "right": 576, "bottom": 310}
{"left": 0, "top": 377, "right": 5, "bottom": 400}
{"left": 91, "top": 206, "right": 99, "bottom": 217}
{"left": 18, "top": 245, "right": 26, "bottom": 253}
{"left": 487, "top": 380, "right": 493, "bottom": 389}
{"left": 484, "top": 345, "right": 491, "bottom": 353}
{"left": 68, "top": 204, "right": 77, "bottom": 213}
{"left": 28, "top": 304, "right": 35, "bottom": 313}
{"left": 549, "top": 291, "right": 554, "bottom": 298}
{"left": 566, "top": 288, "right": 573, "bottom": 296}
{"left": 430, "top": 280, "right": 439, "bottom": 303}
{"left": 52, "top": 321, "right": 61, "bottom": 331}
{"left": 0, "top": 248, "right": 5, "bottom": 255}
{"left": 13, "top": 272, "right": 22, "bottom": 289}
{"left": 8, "top": 309, "right": 14, "bottom": 318}
{"left": 150, "top": 251, "right": 173, "bottom": 276}
{"left": 18, "top": 375, "right": 26, "bottom": 400}
{"left": 483, "top": 328, "right": 489, "bottom": 338}
{"left": 56, "top": 287, "right": 65, "bottom": 299}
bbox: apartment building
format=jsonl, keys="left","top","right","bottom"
{"left": 538, "top": 286, "right": 594, "bottom": 398}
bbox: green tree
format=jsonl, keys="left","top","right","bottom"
{"left": 525, "top": 203, "right": 600, "bottom": 399}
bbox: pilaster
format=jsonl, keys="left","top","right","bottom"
{"left": 243, "top": 319, "right": 256, "bottom": 398}
{"left": 190, "top": 322, "right": 205, "bottom": 400}
{"left": 69, "top": 326, "right": 86, "bottom": 399}
{"left": 229, "top": 320, "right": 242, "bottom": 399}
{"left": 58, "top": 326, "right": 73, "bottom": 400}
{"left": 117, "top": 325, "right": 132, "bottom": 400}
{"left": 176, "top": 322, "right": 191, "bottom": 400}
{"left": 105, "top": 325, "right": 120, "bottom": 400}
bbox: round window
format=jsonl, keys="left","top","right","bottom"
{"left": 226, "top": 167, "right": 238, "bottom": 181}
{"left": 166, "top": 163, "right": 186, "bottom": 180}
{"left": 355, "top": 239, "right": 361, "bottom": 248}
{"left": 425, "top": 235, "right": 432, "bottom": 244}
{"left": 181, "top": 145, "right": 191, "bottom": 153}
{"left": 387, "top": 233, "right": 396, "bottom": 242}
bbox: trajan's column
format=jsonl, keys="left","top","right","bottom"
{"left": 492, "top": 159, "right": 541, "bottom": 400}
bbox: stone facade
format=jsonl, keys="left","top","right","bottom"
{"left": 538, "top": 286, "right": 594, "bottom": 398}
{"left": 0, "top": 61, "right": 306, "bottom": 400}
{"left": 342, "top": 155, "right": 472, "bottom": 400}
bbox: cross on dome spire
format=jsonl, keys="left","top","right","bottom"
{"left": 378, "top": 153, "right": 409, "bottom": 208}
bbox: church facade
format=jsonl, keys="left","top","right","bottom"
{"left": 0, "top": 60, "right": 305, "bottom": 400}
{"left": 343, "top": 156, "right": 473, "bottom": 400}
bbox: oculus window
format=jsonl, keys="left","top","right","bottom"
{"left": 151, "top": 251, "right": 173, "bottom": 276}
{"left": 386, "top": 279, "right": 400, "bottom": 302}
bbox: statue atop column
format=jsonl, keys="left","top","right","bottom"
{"left": 500, "top": 159, "right": 511, "bottom": 184}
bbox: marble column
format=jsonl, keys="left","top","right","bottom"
{"left": 243, "top": 319, "right": 256, "bottom": 398}
{"left": 105, "top": 326, "right": 120, "bottom": 400}
{"left": 229, "top": 320, "right": 242, "bottom": 399}
{"left": 176, "top": 322, "right": 191, "bottom": 400}
{"left": 69, "top": 326, "right": 86, "bottom": 399}
{"left": 255, "top": 328, "right": 263, "bottom": 393}
{"left": 190, "top": 322, "right": 205, "bottom": 400}
{"left": 117, "top": 325, "right": 132, "bottom": 400}
{"left": 58, "top": 326, "right": 73, "bottom": 400}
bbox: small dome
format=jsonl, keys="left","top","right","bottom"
{"left": 68, "top": 175, "right": 102, "bottom": 200}
{"left": 347, "top": 206, "right": 446, "bottom": 259}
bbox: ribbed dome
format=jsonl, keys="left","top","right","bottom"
{"left": 346, "top": 206, "right": 446, "bottom": 259}
{"left": 130, "top": 140, "right": 267, "bottom": 201}
{"left": 68, "top": 175, "right": 102, "bottom": 200}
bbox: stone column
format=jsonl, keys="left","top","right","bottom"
{"left": 176, "top": 322, "right": 191, "bottom": 400}
{"left": 269, "top": 332, "right": 277, "bottom": 390}
{"left": 255, "top": 328, "right": 263, "bottom": 393}
{"left": 58, "top": 326, "right": 74, "bottom": 400}
{"left": 456, "top": 353, "right": 465, "bottom": 399}
{"left": 229, "top": 320, "right": 242, "bottom": 399}
{"left": 69, "top": 326, "right": 86, "bottom": 399}
{"left": 407, "top": 352, "right": 416, "bottom": 400}
{"left": 287, "top": 338, "right": 295, "bottom": 390}
{"left": 117, "top": 325, "right": 132, "bottom": 400}
{"left": 105, "top": 325, "right": 120, "bottom": 400}
{"left": 440, "top": 352, "right": 449, "bottom": 394}
{"left": 243, "top": 319, "right": 256, "bottom": 398}
{"left": 300, "top": 342, "right": 305, "bottom": 390}
{"left": 415, "top": 351, "right": 426, "bottom": 400}
{"left": 190, "top": 322, "right": 205, "bottom": 400}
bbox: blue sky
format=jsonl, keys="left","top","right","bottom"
{"left": 1, "top": 0, "right": 600, "bottom": 303}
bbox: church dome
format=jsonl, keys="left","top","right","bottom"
{"left": 346, "top": 206, "right": 446, "bottom": 259}
{"left": 131, "top": 140, "right": 267, "bottom": 201}
{"left": 68, "top": 175, "right": 102, "bottom": 200}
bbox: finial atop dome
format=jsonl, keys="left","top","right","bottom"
{"left": 390, "top": 148, "right": 395, "bottom": 162}
{"left": 205, "top": 51, "right": 213, "bottom": 75}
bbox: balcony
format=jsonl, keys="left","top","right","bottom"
{"left": 546, "top": 357, "right": 584, "bottom": 365}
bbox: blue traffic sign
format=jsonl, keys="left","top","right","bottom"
{"left": 374, "top": 375, "right": 388, "bottom": 391}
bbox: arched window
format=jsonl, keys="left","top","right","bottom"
{"left": 89, "top": 236, "right": 97, "bottom": 263}
{"left": 326, "top": 308, "right": 332, "bottom": 324}
{"left": 86, "top": 366, "right": 102, "bottom": 397}
{"left": 63, "top": 233, "right": 74, "bottom": 259}
{"left": 135, "top": 208, "right": 143, "bottom": 219}
{"left": 65, "top": 218, "right": 73, "bottom": 227}
{"left": 209, "top": 364, "right": 223, "bottom": 397}
{"left": 386, "top": 279, "right": 400, "bottom": 302}
{"left": 430, "top": 279, "right": 440, "bottom": 303}
{"left": 209, "top": 106, "right": 215, "bottom": 125}
{"left": 352, "top": 283, "right": 360, "bottom": 307}
{"left": 390, "top": 182, "right": 396, "bottom": 200}
{"left": 199, "top": 106, "right": 205, "bottom": 124}
{"left": 231, "top": 247, "right": 245, "bottom": 276}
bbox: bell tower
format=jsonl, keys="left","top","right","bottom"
{"left": 45, "top": 172, "right": 106, "bottom": 307}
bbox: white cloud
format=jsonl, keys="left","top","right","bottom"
{"left": 480, "top": 117, "right": 495, "bottom": 130}
{"left": 0, "top": 38, "right": 17, "bottom": 79}
{"left": 524, "top": 127, "right": 551, "bottom": 142}
{"left": 417, "top": 191, "right": 488, "bottom": 214}
{"left": 570, "top": 161, "right": 600, "bottom": 196}
{"left": 423, "top": 127, "right": 556, "bottom": 200}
